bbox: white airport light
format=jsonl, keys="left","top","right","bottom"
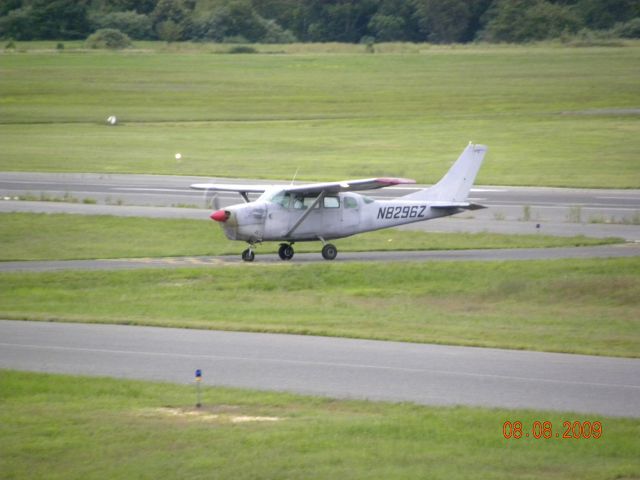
{"left": 107, "top": 115, "right": 117, "bottom": 125}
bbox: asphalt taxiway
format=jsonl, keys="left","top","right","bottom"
{"left": 1, "top": 244, "right": 639, "bottom": 272}
{"left": 1, "top": 320, "right": 638, "bottom": 417}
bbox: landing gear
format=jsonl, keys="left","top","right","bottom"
{"left": 321, "top": 243, "right": 338, "bottom": 261}
{"left": 278, "top": 243, "right": 294, "bottom": 261}
{"left": 241, "top": 248, "right": 255, "bottom": 262}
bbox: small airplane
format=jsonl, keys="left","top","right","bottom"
{"left": 191, "top": 143, "right": 487, "bottom": 261}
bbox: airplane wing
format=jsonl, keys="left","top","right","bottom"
{"left": 190, "top": 178, "right": 416, "bottom": 195}
{"left": 283, "top": 177, "right": 416, "bottom": 195}
{"left": 189, "top": 183, "right": 269, "bottom": 193}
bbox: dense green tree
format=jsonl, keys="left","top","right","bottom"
{"left": 0, "top": 7, "right": 34, "bottom": 40}
{"left": 612, "top": 17, "right": 640, "bottom": 38}
{"left": 576, "top": 0, "right": 640, "bottom": 29}
{"left": 26, "top": 0, "right": 91, "bottom": 39}
{"left": 0, "top": 0, "right": 638, "bottom": 43}
{"left": 368, "top": 13, "right": 406, "bottom": 41}
{"left": 479, "top": 0, "right": 580, "bottom": 42}
{"left": 192, "top": 0, "right": 294, "bottom": 42}
{"left": 150, "top": 0, "right": 195, "bottom": 40}
{"left": 92, "top": 10, "right": 153, "bottom": 39}
{"left": 412, "top": 0, "right": 472, "bottom": 43}
{"left": 303, "top": 0, "right": 378, "bottom": 42}
{"left": 0, "top": 0, "right": 22, "bottom": 17}
{"left": 91, "top": 0, "right": 158, "bottom": 14}
{"left": 156, "top": 19, "right": 183, "bottom": 41}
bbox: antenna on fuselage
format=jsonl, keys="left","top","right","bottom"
{"left": 290, "top": 168, "right": 300, "bottom": 186}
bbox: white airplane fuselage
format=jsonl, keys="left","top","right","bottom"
{"left": 219, "top": 191, "right": 457, "bottom": 243}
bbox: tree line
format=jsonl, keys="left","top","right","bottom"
{"left": 1, "top": 0, "right": 639, "bottom": 44}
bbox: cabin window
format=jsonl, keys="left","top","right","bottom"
{"left": 303, "top": 196, "right": 320, "bottom": 209}
{"left": 323, "top": 196, "right": 340, "bottom": 208}
{"left": 292, "top": 194, "right": 305, "bottom": 209}
{"left": 344, "top": 197, "right": 358, "bottom": 209}
{"left": 362, "top": 196, "right": 374, "bottom": 204}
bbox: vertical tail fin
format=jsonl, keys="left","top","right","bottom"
{"left": 405, "top": 143, "right": 487, "bottom": 202}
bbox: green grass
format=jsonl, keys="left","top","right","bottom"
{"left": 0, "top": 213, "right": 622, "bottom": 261}
{"left": 1, "top": 43, "right": 639, "bottom": 187}
{"left": 1, "top": 258, "right": 638, "bottom": 357}
{"left": 1, "top": 371, "right": 638, "bottom": 479}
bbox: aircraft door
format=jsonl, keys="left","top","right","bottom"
{"left": 321, "top": 195, "right": 342, "bottom": 236}
{"left": 341, "top": 194, "right": 360, "bottom": 231}
{"left": 264, "top": 191, "right": 292, "bottom": 239}
{"left": 288, "top": 193, "right": 322, "bottom": 238}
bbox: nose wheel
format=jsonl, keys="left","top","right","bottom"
{"left": 241, "top": 248, "right": 255, "bottom": 262}
{"left": 278, "top": 243, "right": 294, "bottom": 261}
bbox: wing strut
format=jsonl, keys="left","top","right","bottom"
{"left": 285, "top": 191, "right": 326, "bottom": 238}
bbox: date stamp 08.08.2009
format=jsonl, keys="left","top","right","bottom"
{"left": 503, "top": 420, "right": 603, "bottom": 440}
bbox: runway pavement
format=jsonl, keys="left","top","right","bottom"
{"left": 1, "top": 320, "right": 639, "bottom": 417}
{"left": 2, "top": 172, "right": 640, "bottom": 241}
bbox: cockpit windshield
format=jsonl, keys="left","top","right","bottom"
{"left": 267, "top": 190, "right": 290, "bottom": 208}
{"left": 261, "top": 190, "right": 322, "bottom": 210}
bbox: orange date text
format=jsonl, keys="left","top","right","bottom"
{"left": 502, "top": 420, "right": 602, "bottom": 440}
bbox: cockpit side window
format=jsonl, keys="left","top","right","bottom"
{"left": 303, "top": 196, "right": 320, "bottom": 209}
{"left": 292, "top": 194, "right": 305, "bottom": 209}
{"left": 323, "top": 196, "right": 340, "bottom": 208}
{"left": 344, "top": 197, "right": 358, "bottom": 209}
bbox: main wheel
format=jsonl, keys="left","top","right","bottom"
{"left": 321, "top": 243, "right": 337, "bottom": 260}
{"left": 241, "top": 248, "right": 255, "bottom": 262}
{"left": 278, "top": 243, "right": 294, "bottom": 261}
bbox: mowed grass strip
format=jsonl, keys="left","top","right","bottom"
{"left": 1, "top": 44, "right": 639, "bottom": 187}
{"left": 1, "top": 258, "right": 638, "bottom": 357}
{"left": 0, "top": 213, "right": 621, "bottom": 261}
{"left": 1, "top": 371, "right": 638, "bottom": 480}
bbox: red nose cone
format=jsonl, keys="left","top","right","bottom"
{"left": 210, "top": 210, "right": 229, "bottom": 222}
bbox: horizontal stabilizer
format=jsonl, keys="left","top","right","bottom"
{"left": 430, "top": 202, "right": 487, "bottom": 210}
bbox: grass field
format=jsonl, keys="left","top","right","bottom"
{"left": 1, "top": 370, "right": 638, "bottom": 479}
{"left": 1, "top": 43, "right": 639, "bottom": 187}
{"left": 0, "top": 212, "right": 622, "bottom": 261}
{"left": 1, "top": 258, "right": 638, "bottom": 357}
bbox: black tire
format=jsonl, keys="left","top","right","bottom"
{"left": 278, "top": 243, "right": 294, "bottom": 261}
{"left": 278, "top": 243, "right": 293, "bottom": 260}
{"left": 242, "top": 249, "right": 255, "bottom": 262}
{"left": 321, "top": 244, "right": 337, "bottom": 260}
{"left": 284, "top": 245, "right": 294, "bottom": 260}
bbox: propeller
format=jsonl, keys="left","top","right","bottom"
{"left": 202, "top": 187, "right": 220, "bottom": 210}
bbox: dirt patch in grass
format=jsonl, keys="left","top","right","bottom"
{"left": 140, "top": 406, "right": 281, "bottom": 424}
